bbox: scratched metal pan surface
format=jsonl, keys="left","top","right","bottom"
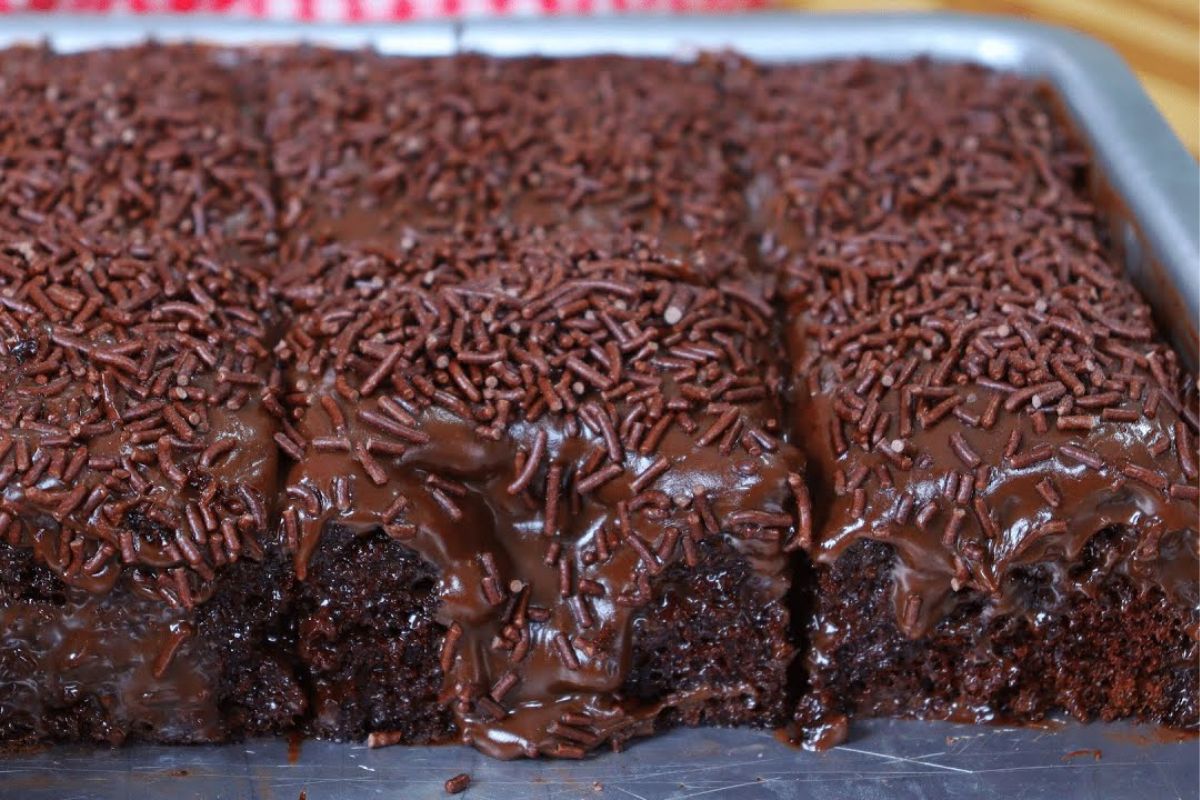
{"left": 0, "top": 13, "right": 1197, "bottom": 800}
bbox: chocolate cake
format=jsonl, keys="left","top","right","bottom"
{"left": 0, "top": 44, "right": 303, "bottom": 744}
{"left": 745, "top": 59, "right": 1199, "bottom": 740}
{"left": 271, "top": 227, "right": 800, "bottom": 757}
{"left": 0, "top": 43, "right": 1194, "bottom": 757}
{"left": 261, "top": 50, "right": 763, "bottom": 286}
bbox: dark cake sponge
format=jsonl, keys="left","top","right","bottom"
{"left": 296, "top": 523, "right": 453, "bottom": 744}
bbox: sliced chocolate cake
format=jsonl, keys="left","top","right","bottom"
{"left": 0, "top": 42, "right": 1193, "bottom": 758}
{"left": 272, "top": 227, "right": 803, "bottom": 758}
{"left": 262, "top": 50, "right": 762, "bottom": 287}
{"left": 0, "top": 45, "right": 276, "bottom": 247}
{"left": 0, "top": 45, "right": 302, "bottom": 744}
{"left": 747, "top": 59, "right": 1199, "bottom": 741}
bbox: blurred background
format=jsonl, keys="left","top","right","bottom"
{"left": 1, "top": 0, "right": 1196, "bottom": 154}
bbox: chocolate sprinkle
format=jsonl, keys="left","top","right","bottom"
{"left": 444, "top": 774, "right": 471, "bottom": 795}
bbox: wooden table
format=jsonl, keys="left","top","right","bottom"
{"left": 781, "top": 0, "right": 1199, "bottom": 156}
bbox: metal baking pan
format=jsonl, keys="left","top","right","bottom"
{"left": 0, "top": 12, "right": 1196, "bottom": 800}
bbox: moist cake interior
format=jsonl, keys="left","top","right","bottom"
{"left": 0, "top": 44, "right": 1194, "bottom": 757}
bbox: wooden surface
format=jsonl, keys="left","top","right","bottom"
{"left": 781, "top": 0, "right": 1200, "bottom": 155}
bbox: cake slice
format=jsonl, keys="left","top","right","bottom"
{"left": 747, "top": 59, "right": 1200, "bottom": 741}
{"left": 0, "top": 224, "right": 301, "bottom": 744}
{"left": 0, "top": 44, "right": 302, "bottom": 744}
{"left": 273, "top": 226, "right": 804, "bottom": 758}
{"left": 0, "top": 44, "right": 276, "bottom": 247}
{"left": 263, "top": 50, "right": 761, "bottom": 287}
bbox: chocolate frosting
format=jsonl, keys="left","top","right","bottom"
{"left": 274, "top": 229, "right": 802, "bottom": 757}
